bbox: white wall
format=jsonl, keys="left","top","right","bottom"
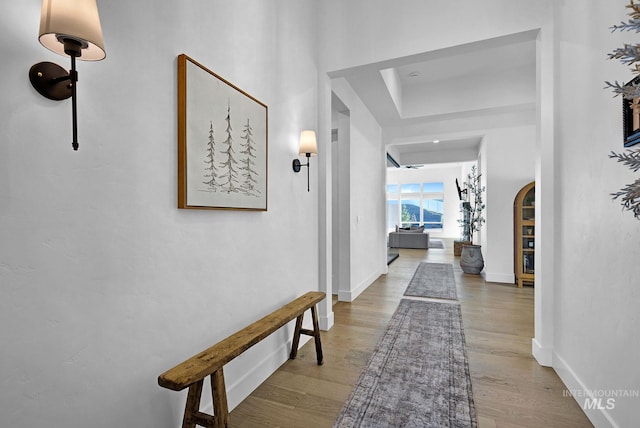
{"left": 0, "top": 1, "right": 319, "bottom": 427}
{"left": 333, "top": 107, "right": 351, "bottom": 296}
{"left": 552, "top": 1, "right": 640, "bottom": 427}
{"left": 386, "top": 164, "right": 469, "bottom": 239}
{"left": 319, "top": 0, "right": 552, "bottom": 74}
{"left": 331, "top": 78, "right": 386, "bottom": 302}
{"left": 481, "top": 126, "right": 537, "bottom": 283}
{"left": 402, "top": 64, "right": 536, "bottom": 119}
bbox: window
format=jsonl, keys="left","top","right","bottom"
{"left": 422, "top": 197, "right": 444, "bottom": 229}
{"left": 422, "top": 182, "right": 444, "bottom": 193}
{"left": 421, "top": 182, "right": 444, "bottom": 229}
{"left": 386, "top": 199, "right": 400, "bottom": 231}
{"left": 401, "top": 199, "right": 421, "bottom": 227}
{"left": 401, "top": 183, "right": 421, "bottom": 193}
{"left": 387, "top": 182, "right": 444, "bottom": 231}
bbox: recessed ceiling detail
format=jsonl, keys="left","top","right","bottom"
{"left": 329, "top": 30, "right": 538, "bottom": 167}
{"left": 379, "top": 36, "right": 536, "bottom": 121}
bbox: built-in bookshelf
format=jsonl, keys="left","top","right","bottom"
{"left": 514, "top": 182, "right": 535, "bottom": 288}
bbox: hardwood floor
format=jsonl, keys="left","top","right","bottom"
{"left": 230, "top": 240, "right": 592, "bottom": 427}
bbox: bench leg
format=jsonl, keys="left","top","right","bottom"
{"left": 310, "top": 306, "right": 324, "bottom": 365}
{"left": 182, "top": 380, "right": 204, "bottom": 428}
{"left": 211, "top": 368, "right": 229, "bottom": 428}
{"left": 289, "top": 307, "right": 324, "bottom": 365}
{"left": 180, "top": 372, "right": 229, "bottom": 428}
{"left": 290, "top": 314, "right": 304, "bottom": 360}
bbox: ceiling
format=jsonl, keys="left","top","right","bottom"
{"left": 328, "top": 30, "right": 538, "bottom": 168}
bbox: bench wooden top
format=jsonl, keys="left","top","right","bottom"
{"left": 158, "top": 291, "right": 325, "bottom": 391}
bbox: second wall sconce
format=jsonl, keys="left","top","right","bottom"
{"left": 29, "top": 0, "right": 106, "bottom": 151}
{"left": 292, "top": 130, "right": 318, "bottom": 192}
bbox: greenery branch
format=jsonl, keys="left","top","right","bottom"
{"left": 458, "top": 166, "right": 485, "bottom": 242}
{"left": 604, "top": 80, "right": 640, "bottom": 98}
{"left": 609, "top": 149, "right": 640, "bottom": 172}
{"left": 609, "top": 151, "right": 640, "bottom": 219}
{"left": 608, "top": 0, "right": 640, "bottom": 220}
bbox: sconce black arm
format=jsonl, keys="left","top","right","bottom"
{"left": 292, "top": 153, "right": 312, "bottom": 192}
{"left": 29, "top": 38, "right": 82, "bottom": 151}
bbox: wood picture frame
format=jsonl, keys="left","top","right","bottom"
{"left": 178, "top": 54, "right": 268, "bottom": 210}
{"left": 623, "top": 75, "right": 640, "bottom": 147}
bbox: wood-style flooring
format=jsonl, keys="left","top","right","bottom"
{"left": 230, "top": 241, "right": 592, "bottom": 427}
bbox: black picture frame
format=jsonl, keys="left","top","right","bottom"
{"left": 623, "top": 75, "right": 640, "bottom": 147}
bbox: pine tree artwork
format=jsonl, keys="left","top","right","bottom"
{"left": 607, "top": 0, "right": 640, "bottom": 219}
{"left": 202, "top": 121, "right": 219, "bottom": 191}
{"left": 239, "top": 118, "right": 261, "bottom": 197}
{"left": 178, "top": 54, "right": 267, "bottom": 210}
{"left": 218, "top": 101, "right": 240, "bottom": 194}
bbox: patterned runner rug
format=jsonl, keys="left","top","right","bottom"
{"left": 334, "top": 299, "right": 477, "bottom": 428}
{"left": 404, "top": 262, "right": 457, "bottom": 300}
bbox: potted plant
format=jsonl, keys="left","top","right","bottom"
{"left": 453, "top": 178, "right": 471, "bottom": 256}
{"left": 459, "top": 166, "right": 486, "bottom": 274}
{"left": 454, "top": 201, "right": 472, "bottom": 256}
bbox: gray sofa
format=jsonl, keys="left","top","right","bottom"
{"left": 388, "top": 229, "right": 430, "bottom": 249}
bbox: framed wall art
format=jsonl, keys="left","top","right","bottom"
{"left": 178, "top": 54, "right": 268, "bottom": 210}
{"left": 623, "top": 75, "right": 640, "bottom": 147}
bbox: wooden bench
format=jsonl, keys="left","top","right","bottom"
{"left": 158, "top": 291, "right": 325, "bottom": 428}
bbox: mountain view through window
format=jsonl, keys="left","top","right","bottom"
{"left": 387, "top": 182, "right": 444, "bottom": 230}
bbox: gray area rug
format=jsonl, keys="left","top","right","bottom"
{"left": 429, "top": 239, "right": 444, "bottom": 249}
{"left": 334, "top": 299, "right": 477, "bottom": 428}
{"left": 404, "top": 262, "right": 457, "bottom": 300}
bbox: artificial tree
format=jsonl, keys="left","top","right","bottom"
{"left": 458, "top": 166, "right": 486, "bottom": 243}
{"left": 607, "top": 0, "right": 640, "bottom": 219}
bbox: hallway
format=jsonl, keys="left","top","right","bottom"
{"left": 230, "top": 242, "right": 592, "bottom": 427}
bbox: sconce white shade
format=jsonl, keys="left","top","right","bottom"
{"left": 39, "top": 0, "right": 106, "bottom": 61}
{"left": 298, "top": 130, "right": 318, "bottom": 156}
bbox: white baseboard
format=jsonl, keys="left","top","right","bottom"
{"left": 532, "top": 338, "right": 553, "bottom": 366}
{"left": 553, "top": 352, "right": 618, "bottom": 428}
{"left": 198, "top": 335, "right": 312, "bottom": 417}
{"left": 319, "top": 312, "right": 334, "bottom": 331}
{"left": 484, "top": 271, "right": 515, "bottom": 284}
{"left": 338, "top": 291, "right": 362, "bottom": 303}
{"left": 338, "top": 269, "right": 382, "bottom": 302}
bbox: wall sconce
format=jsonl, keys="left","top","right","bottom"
{"left": 292, "top": 130, "right": 318, "bottom": 192}
{"left": 29, "top": 0, "right": 106, "bottom": 151}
